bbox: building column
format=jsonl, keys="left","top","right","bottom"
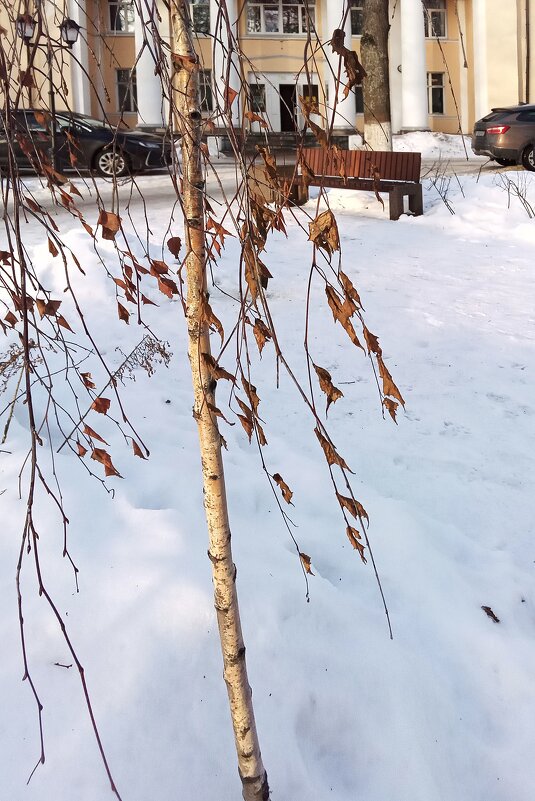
{"left": 472, "top": 0, "right": 488, "bottom": 120}
{"left": 210, "top": 0, "right": 241, "bottom": 128}
{"left": 325, "top": 0, "right": 353, "bottom": 130}
{"left": 68, "top": 0, "right": 91, "bottom": 115}
{"left": 457, "top": 0, "right": 469, "bottom": 133}
{"left": 134, "top": 0, "right": 165, "bottom": 128}
{"left": 400, "top": 0, "right": 429, "bottom": 130}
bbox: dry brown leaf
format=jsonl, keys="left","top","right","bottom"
{"left": 337, "top": 493, "right": 369, "bottom": 525}
{"left": 236, "top": 397, "right": 253, "bottom": 422}
{"left": 48, "top": 237, "right": 59, "bottom": 257}
{"left": 370, "top": 163, "right": 385, "bottom": 209}
{"left": 76, "top": 440, "right": 87, "bottom": 457}
{"left": 313, "top": 364, "right": 343, "bottom": 413}
{"left": 273, "top": 473, "right": 293, "bottom": 504}
{"left": 171, "top": 52, "right": 197, "bottom": 72}
{"left": 57, "top": 315, "right": 74, "bottom": 332}
{"left": 299, "top": 552, "right": 314, "bottom": 575}
{"left": 91, "top": 397, "right": 111, "bottom": 415}
{"left": 117, "top": 302, "right": 130, "bottom": 324}
{"left": 149, "top": 259, "right": 169, "bottom": 276}
{"left": 206, "top": 215, "right": 234, "bottom": 245}
{"left": 201, "top": 296, "right": 224, "bottom": 343}
{"left": 226, "top": 86, "right": 238, "bottom": 106}
{"left": 325, "top": 286, "right": 364, "bottom": 351}
{"left": 202, "top": 353, "right": 236, "bottom": 384}
{"left": 481, "top": 605, "right": 500, "bottom": 623}
{"left": 377, "top": 354, "right": 405, "bottom": 407}
{"left": 83, "top": 424, "right": 109, "bottom": 445}
{"left": 245, "top": 110, "right": 268, "bottom": 129}
{"left": 166, "top": 236, "right": 182, "bottom": 257}
{"left": 346, "top": 526, "right": 367, "bottom": 563}
{"left": 383, "top": 397, "right": 399, "bottom": 423}
{"left": 98, "top": 210, "right": 121, "bottom": 240}
{"left": 256, "top": 421, "right": 268, "bottom": 446}
{"left": 4, "top": 310, "right": 18, "bottom": 327}
{"left": 207, "top": 402, "right": 234, "bottom": 425}
{"left": 36, "top": 298, "right": 61, "bottom": 318}
{"left": 242, "top": 377, "right": 260, "bottom": 416}
{"left": 157, "top": 275, "right": 179, "bottom": 298}
{"left": 81, "top": 372, "right": 96, "bottom": 389}
{"left": 363, "top": 326, "right": 381, "bottom": 356}
{"left": 132, "top": 439, "right": 146, "bottom": 459}
{"left": 315, "top": 427, "right": 352, "bottom": 471}
{"left": 307, "top": 118, "right": 328, "bottom": 148}
{"left": 309, "top": 210, "right": 340, "bottom": 256}
{"left": 299, "top": 158, "right": 316, "bottom": 189}
{"left": 237, "top": 414, "right": 253, "bottom": 442}
{"left": 253, "top": 318, "right": 272, "bottom": 355}
{"left": 339, "top": 271, "right": 362, "bottom": 310}
{"left": 91, "top": 447, "right": 122, "bottom": 478}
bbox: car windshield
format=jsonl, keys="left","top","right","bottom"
{"left": 56, "top": 113, "right": 108, "bottom": 131}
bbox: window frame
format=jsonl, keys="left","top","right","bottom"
{"left": 199, "top": 69, "right": 214, "bottom": 114}
{"left": 108, "top": 0, "right": 135, "bottom": 35}
{"left": 190, "top": 0, "right": 210, "bottom": 35}
{"left": 245, "top": 1, "right": 315, "bottom": 37}
{"left": 249, "top": 82, "right": 267, "bottom": 113}
{"left": 350, "top": 1, "right": 363, "bottom": 37}
{"left": 427, "top": 71, "right": 445, "bottom": 115}
{"left": 116, "top": 68, "right": 138, "bottom": 114}
{"left": 423, "top": 0, "right": 447, "bottom": 39}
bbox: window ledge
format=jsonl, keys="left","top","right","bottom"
{"left": 243, "top": 33, "right": 311, "bottom": 39}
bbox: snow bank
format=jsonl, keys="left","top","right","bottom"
{"left": 0, "top": 169, "right": 534, "bottom": 801}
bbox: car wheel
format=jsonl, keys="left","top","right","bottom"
{"left": 495, "top": 158, "right": 515, "bottom": 167}
{"left": 94, "top": 148, "right": 130, "bottom": 178}
{"left": 521, "top": 145, "right": 535, "bottom": 171}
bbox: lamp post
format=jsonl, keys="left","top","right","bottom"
{"left": 16, "top": 11, "right": 81, "bottom": 171}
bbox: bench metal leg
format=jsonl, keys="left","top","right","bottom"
{"left": 289, "top": 181, "right": 309, "bottom": 206}
{"left": 408, "top": 184, "right": 424, "bottom": 216}
{"left": 389, "top": 186, "right": 404, "bottom": 220}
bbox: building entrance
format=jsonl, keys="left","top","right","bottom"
{"left": 279, "top": 84, "right": 297, "bottom": 132}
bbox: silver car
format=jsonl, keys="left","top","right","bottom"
{"left": 472, "top": 104, "right": 535, "bottom": 170}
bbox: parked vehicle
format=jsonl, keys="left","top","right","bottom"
{"left": 0, "top": 109, "right": 174, "bottom": 177}
{"left": 472, "top": 103, "right": 535, "bottom": 169}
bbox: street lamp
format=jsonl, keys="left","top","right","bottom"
{"left": 16, "top": 13, "right": 81, "bottom": 171}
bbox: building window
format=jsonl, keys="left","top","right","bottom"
{"left": 354, "top": 83, "right": 363, "bottom": 114}
{"left": 108, "top": 0, "right": 135, "bottom": 33}
{"left": 249, "top": 83, "right": 266, "bottom": 112}
{"left": 302, "top": 83, "right": 319, "bottom": 114}
{"left": 350, "top": 1, "right": 363, "bottom": 36}
{"left": 116, "top": 68, "right": 137, "bottom": 113}
{"left": 246, "top": 2, "right": 315, "bottom": 35}
{"left": 427, "top": 72, "right": 444, "bottom": 114}
{"left": 199, "top": 70, "right": 213, "bottom": 113}
{"left": 423, "top": 0, "right": 447, "bottom": 38}
{"left": 191, "top": 0, "right": 210, "bottom": 34}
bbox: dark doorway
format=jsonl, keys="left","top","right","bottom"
{"left": 279, "top": 84, "right": 297, "bottom": 132}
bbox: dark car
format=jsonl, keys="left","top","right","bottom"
{"left": 0, "top": 109, "right": 174, "bottom": 177}
{"left": 472, "top": 103, "right": 535, "bottom": 169}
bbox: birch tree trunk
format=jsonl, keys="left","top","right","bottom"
{"left": 361, "top": 0, "right": 392, "bottom": 150}
{"left": 170, "top": 3, "right": 269, "bottom": 800}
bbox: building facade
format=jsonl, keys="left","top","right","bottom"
{"left": 2, "top": 1, "right": 534, "bottom": 137}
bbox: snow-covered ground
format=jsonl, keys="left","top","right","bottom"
{"left": 0, "top": 165, "right": 534, "bottom": 801}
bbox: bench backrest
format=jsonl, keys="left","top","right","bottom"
{"left": 301, "top": 148, "right": 421, "bottom": 183}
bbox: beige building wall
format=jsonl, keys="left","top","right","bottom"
{"left": 2, "top": 1, "right": 535, "bottom": 137}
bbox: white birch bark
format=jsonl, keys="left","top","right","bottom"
{"left": 170, "top": 4, "right": 269, "bottom": 800}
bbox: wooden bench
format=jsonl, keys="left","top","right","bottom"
{"left": 296, "top": 148, "right": 423, "bottom": 220}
